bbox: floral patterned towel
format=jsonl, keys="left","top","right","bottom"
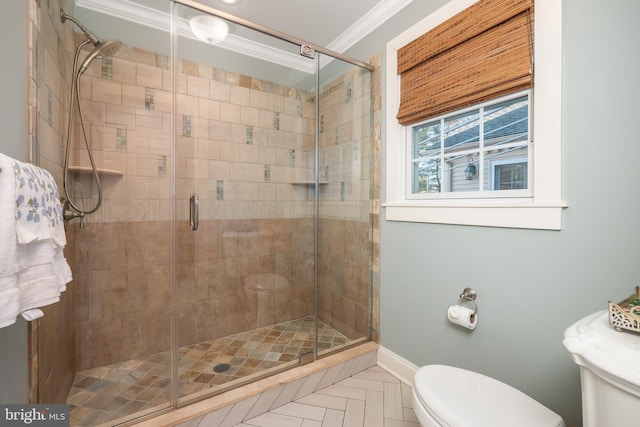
{"left": 13, "top": 160, "right": 66, "bottom": 247}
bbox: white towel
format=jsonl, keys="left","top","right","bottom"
{"left": 21, "top": 308, "right": 44, "bottom": 321}
{"left": 12, "top": 157, "right": 66, "bottom": 247}
{"left": 0, "top": 154, "right": 19, "bottom": 280}
{"left": 15, "top": 239, "right": 55, "bottom": 270}
{"left": 53, "top": 249, "right": 72, "bottom": 292}
{"left": 17, "top": 263, "right": 62, "bottom": 310}
{"left": 0, "top": 288, "right": 21, "bottom": 328}
{"left": 0, "top": 153, "right": 73, "bottom": 328}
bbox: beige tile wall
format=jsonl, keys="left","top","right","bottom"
{"left": 29, "top": 0, "right": 77, "bottom": 404}
{"left": 316, "top": 63, "right": 376, "bottom": 340}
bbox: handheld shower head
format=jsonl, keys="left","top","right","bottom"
{"left": 78, "top": 39, "right": 123, "bottom": 74}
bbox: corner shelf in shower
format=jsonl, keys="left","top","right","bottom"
{"left": 67, "top": 166, "right": 124, "bottom": 177}
{"left": 290, "top": 181, "right": 329, "bottom": 185}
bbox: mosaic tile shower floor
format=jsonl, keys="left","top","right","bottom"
{"left": 66, "top": 317, "right": 349, "bottom": 427}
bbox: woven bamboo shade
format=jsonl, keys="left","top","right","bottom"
{"left": 397, "top": 0, "right": 534, "bottom": 126}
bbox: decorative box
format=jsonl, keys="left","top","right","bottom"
{"left": 609, "top": 286, "right": 640, "bottom": 334}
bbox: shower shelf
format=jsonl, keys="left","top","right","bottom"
{"left": 68, "top": 166, "right": 124, "bottom": 177}
{"left": 290, "top": 181, "right": 329, "bottom": 185}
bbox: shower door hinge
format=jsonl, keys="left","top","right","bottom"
{"left": 299, "top": 351, "right": 315, "bottom": 366}
{"left": 300, "top": 45, "right": 315, "bottom": 59}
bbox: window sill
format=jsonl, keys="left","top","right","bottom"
{"left": 383, "top": 200, "right": 567, "bottom": 230}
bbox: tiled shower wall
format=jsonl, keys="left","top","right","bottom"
{"left": 68, "top": 42, "right": 324, "bottom": 370}
{"left": 317, "top": 65, "right": 376, "bottom": 340}
{"left": 31, "top": 0, "right": 380, "bottom": 394}
{"left": 28, "top": 0, "right": 77, "bottom": 404}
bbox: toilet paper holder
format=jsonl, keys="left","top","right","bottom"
{"left": 459, "top": 287, "right": 478, "bottom": 320}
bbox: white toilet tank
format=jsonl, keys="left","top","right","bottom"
{"left": 563, "top": 310, "right": 640, "bottom": 427}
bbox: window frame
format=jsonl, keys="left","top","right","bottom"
{"left": 384, "top": 0, "right": 566, "bottom": 230}
{"left": 406, "top": 91, "right": 531, "bottom": 200}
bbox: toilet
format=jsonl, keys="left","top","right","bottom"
{"left": 412, "top": 365, "right": 566, "bottom": 427}
{"left": 563, "top": 310, "right": 640, "bottom": 427}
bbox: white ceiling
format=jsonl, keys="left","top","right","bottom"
{"left": 183, "top": 0, "right": 389, "bottom": 47}
{"left": 80, "top": 0, "right": 414, "bottom": 53}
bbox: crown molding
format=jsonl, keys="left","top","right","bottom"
{"left": 75, "top": 0, "right": 315, "bottom": 73}
{"left": 75, "top": 0, "right": 412, "bottom": 73}
{"left": 327, "top": 0, "right": 415, "bottom": 53}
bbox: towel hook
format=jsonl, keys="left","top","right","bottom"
{"left": 459, "top": 287, "right": 478, "bottom": 318}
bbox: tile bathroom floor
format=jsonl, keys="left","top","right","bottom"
{"left": 180, "top": 365, "right": 420, "bottom": 427}
{"left": 66, "top": 317, "right": 350, "bottom": 427}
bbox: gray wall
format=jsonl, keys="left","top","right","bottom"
{"left": 347, "top": 1, "right": 640, "bottom": 426}
{"left": 0, "top": 1, "right": 29, "bottom": 404}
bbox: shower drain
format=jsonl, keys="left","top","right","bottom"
{"left": 213, "top": 363, "right": 231, "bottom": 373}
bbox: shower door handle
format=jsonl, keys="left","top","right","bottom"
{"left": 189, "top": 193, "right": 199, "bottom": 231}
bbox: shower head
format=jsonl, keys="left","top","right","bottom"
{"left": 60, "top": 9, "right": 122, "bottom": 75}
{"left": 60, "top": 9, "right": 102, "bottom": 47}
{"left": 78, "top": 39, "right": 122, "bottom": 74}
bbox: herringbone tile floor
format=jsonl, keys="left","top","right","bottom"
{"left": 231, "top": 365, "right": 420, "bottom": 427}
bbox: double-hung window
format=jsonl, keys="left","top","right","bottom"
{"left": 409, "top": 92, "right": 529, "bottom": 197}
{"left": 385, "top": 0, "right": 565, "bottom": 230}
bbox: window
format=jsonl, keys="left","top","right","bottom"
{"left": 409, "top": 92, "right": 529, "bottom": 197}
{"left": 493, "top": 158, "right": 527, "bottom": 190}
{"left": 385, "top": 0, "right": 565, "bottom": 230}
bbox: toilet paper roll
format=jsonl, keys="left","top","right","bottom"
{"left": 447, "top": 304, "right": 477, "bottom": 330}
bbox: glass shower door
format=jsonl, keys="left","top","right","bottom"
{"left": 172, "top": 2, "right": 319, "bottom": 405}
{"left": 316, "top": 53, "right": 374, "bottom": 356}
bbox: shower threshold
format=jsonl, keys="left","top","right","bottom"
{"left": 66, "top": 317, "right": 349, "bottom": 427}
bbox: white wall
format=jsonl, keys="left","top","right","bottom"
{"left": 347, "top": 1, "right": 640, "bottom": 426}
{"left": 0, "top": 0, "right": 29, "bottom": 404}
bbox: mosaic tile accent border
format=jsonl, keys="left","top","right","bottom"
{"left": 145, "top": 87, "right": 155, "bottom": 110}
{"left": 182, "top": 115, "right": 192, "bottom": 137}
{"left": 216, "top": 180, "right": 224, "bottom": 200}
{"left": 157, "top": 155, "right": 167, "bottom": 177}
{"left": 116, "top": 128, "right": 127, "bottom": 152}
{"left": 101, "top": 57, "right": 113, "bottom": 79}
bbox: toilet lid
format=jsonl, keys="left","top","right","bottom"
{"left": 413, "top": 365, "right": 564, "bottom": 427}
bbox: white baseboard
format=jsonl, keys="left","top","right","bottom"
{"left": 377, "top": 345, "right": 419, "bottom": 386}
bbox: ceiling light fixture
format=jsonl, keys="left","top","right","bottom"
{"left": 221, "top": 0, "right": 238, "bottom": 4}
{"left": 189, "top": 14, "right": 229, "bottom": 44}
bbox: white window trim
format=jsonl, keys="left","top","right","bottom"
{"left": 384, "top": 0, "right": 566, "bottom": 230}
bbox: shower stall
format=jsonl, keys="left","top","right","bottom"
{"left": 31, "top": 0, "right": 377, "bottom": 425}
